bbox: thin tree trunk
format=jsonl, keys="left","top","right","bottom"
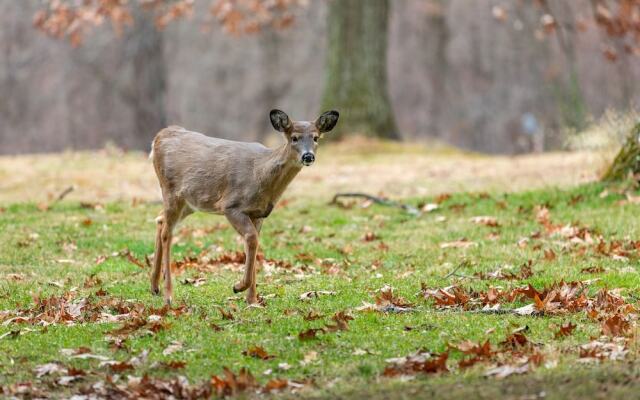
{"left": 254, "top": 29, "right": 291, "bottom": 141}
{"left": 543, "top": 0, "right": 587, "bottom": 130}
{"left": 321, "top": 0, "right": 399, "bottom": 140}
{"left": 125, "top": 7, "right": 167, "bottom": 150}
{"left": 424, "top": 0, "right": 449, "bottom": 139}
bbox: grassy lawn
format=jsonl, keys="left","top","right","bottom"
{"left": 2, "top": 179, "right": 640, "bottom": 398}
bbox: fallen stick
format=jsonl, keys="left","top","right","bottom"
{"left": 434, "top": 308, "right": 543, "bottom": 316}
{"left": 443, "top": 262, "right": 466, "bottom": 279}
{"left": 54, "top": 185, "right": 75, "bottom": 203}
{"left": 38, "top": 185, "right": 75, "bottom": 211}
{"left": 330, "top": 192, "right": 420, "bottom": 216}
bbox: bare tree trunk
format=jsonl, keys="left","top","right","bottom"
{"left": 254, "top": 29, "right": 291, "bottom": 141}
{"left": 423, "top": 0, "right": 449, "bottom": 139}
{"left": 124, "top": 7, "right": 167, "bottom": 150}
{"left": 543, "top": 0, "right": 587, "bottom": 130}
{"left": 321, "top": 0, "right": 399, "bottom": 140}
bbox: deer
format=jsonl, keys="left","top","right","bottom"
{"left": 149, "top": 109, "right": 339, "bottom": 306}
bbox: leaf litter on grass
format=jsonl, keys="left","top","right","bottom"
{"left": 411, "top": 201, "right": 640, "bottom": 381}
{"left": 5, "top": 184, "right": 640, "bottom": 395}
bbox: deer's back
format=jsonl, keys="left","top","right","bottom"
{"left": 152, "top": 126, "right": 270, "bottom": 213}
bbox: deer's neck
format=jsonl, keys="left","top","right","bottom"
{"left": 257, "top": 142, "right": 302, "bottom": 200}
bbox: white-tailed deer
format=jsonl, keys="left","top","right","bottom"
{"left": 150, "top": 109, "right": 339, "bottom": 305}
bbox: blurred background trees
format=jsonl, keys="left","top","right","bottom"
{"left": 0, "top": 0, "right": 638, "bottom": 154}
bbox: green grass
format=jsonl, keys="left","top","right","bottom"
{"left": 2, "top": 182, "right": 640, "bottom": 398}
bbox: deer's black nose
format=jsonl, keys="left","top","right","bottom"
{"left": 301, "top": 152, "right": 315, "bottom": 165}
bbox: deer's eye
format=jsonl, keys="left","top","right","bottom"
{"left": 292, "top": 136, "right": 299, "bottom": 143}
{"left": 313, "top": 136, "right": 319, "bottom": 143}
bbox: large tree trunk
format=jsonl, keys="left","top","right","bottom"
{"left": 602, "top": 123, "right": 640, "bottom": 182}
{"left": 321, "top": 0, "right": 399, "bottom": 140}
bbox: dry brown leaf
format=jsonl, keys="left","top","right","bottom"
{"left": 470, "top": 216, "right": 500, "bottom": 227}
{"left": 162, "top": 340, "right": 183, "bottom": 356}
{"left": 554, "top": 321, "right": 577, "bottom": 338}
{"left": 383, "top": 350, "right": 449, "bottom": 376}
{"left": 299, "top": 290, "right": 336, "bottom": 301}
{"left": 242, "top": 345, "right": 275, "bottom": 360}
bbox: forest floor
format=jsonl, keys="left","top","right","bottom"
{"left": 2, "top": 143, "right": 640, "bottom": 399}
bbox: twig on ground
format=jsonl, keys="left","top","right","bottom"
{"left": 38, "top": 185, "right": 75, "bottom": 211}
{"left": 54, "top": 186, "right": 75, "bottom": 203}
{"left": 443, "top": 263, "right": 464, "bottom": 279}
{"left": 330, "top": 192, "right": 420, "bottom": 215}
{"left": 443, "top": 260, "right": 479, "bottom": 280}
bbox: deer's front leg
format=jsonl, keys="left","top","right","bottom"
{"left": 160, "top": 203, "right": 183, "bottom": 306}
{"left": 150, "top": 216, "right": 164, "bottom": 296}
{"left": 225, "top": 210, "right": 259, "bottom": 305}
{"left": 161, "top": 219, "right": 175, "bottom": 306}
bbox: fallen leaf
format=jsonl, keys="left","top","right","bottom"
{"left": 242, "top": 345, "right": 275, "bottom": 360}
{"left": 383, "top": 350, "right": 449, "bottom": 376}
{"left": 470, "top": 216, "right": 500, "bottom": 227}
{"left": 421, "top": 203, "right": 439, "bottom": 213}
{"left": 485, "top": 364, "right": 529, "bottom": 379}
{"left": 278, "top": 362, "right": 291, "bottom": 371}
{"left": 303, "top": 310, "right": 323, "bottom": 321}
{"left": 581, "top": 266, "right": 605, "bottom": 274}
{"left": 210, "top": 367, "right": 258, "bottom": 397}
{"left": 263, "top": 378, "right": 289, "bottom": 393}
{"left": 362, "top": 232, "right": 379, "bottom": 242}
{"left": 162, "top": 340, "right": 183, "bottom": 356}
{"left": 219, "top": 307, "right": 235, "bottom": 320}
{"left": 579, "top": 338, "right": 628, "bottom": 361}
{"left": 181, "top": 276, "right": 207, "bottom": 286}
{"left": 554, "top": 322, "right": 577, "bottom": 338}
{"left": 301, "top": 351, "right": 318, "bottom": 365}
{"left": 109, "top": 361, "right": 134, "bottom": 373}
{"left": 34, "top": 363, "right": 66, "bottom": 378}
{"left": 601, "top": 314, "right": 632, "bottom": 337}
{"left": 543, "top": 248, "right": 556, "bottom": 261}
{"left": 298, "top": 328, "right": 322, "bottom": 341}
{"left": 160, "top": 360, "right": 186, "bottom": 369}
{"left": 299, "top": 290, "right": 336, "bottom": 301}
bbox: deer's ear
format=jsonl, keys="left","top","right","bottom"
{"left": 316, "top": 110, "right": 339, "bottom": 133}
{"left": 270, "top": 109, "right": 292, "bottom": 132}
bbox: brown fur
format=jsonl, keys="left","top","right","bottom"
{"left": 150, "top": 110, "right": 338, "bottom": 305}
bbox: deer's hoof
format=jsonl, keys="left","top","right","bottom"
{"left": 151, "top": 287, "right": 161, "bottom": 296}
{"left": 246, "top": 295, "right": 259, "bottom": 305}
{"left": 233, "top": 282, "right": 248, "bottom": 293}
{"left": 164, "top": 297, "right": 172, "bottom": 306}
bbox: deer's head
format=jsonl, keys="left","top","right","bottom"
{"left": 270, "top": 109, "right": 339, "bottom": 166}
